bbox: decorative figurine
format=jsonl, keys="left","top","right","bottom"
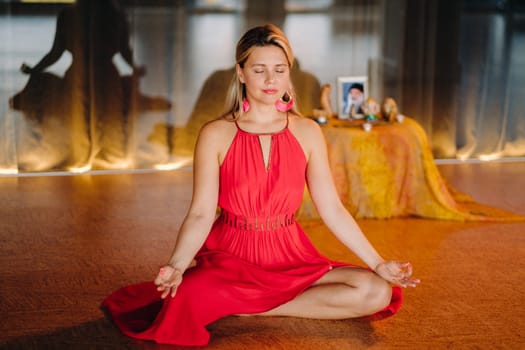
{"left": 361, "top": 97, "right": 380, "bottom": 122}
{"left": 381, "top": 97, "right": 400, "bottom": 123}
{"left": 313, "top": 83, "right": 336, "bottom": 121}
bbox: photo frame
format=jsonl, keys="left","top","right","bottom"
{"left": 336, "top": 76, "right": 368, "bottom": 119}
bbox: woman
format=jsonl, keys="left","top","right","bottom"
{"left": 103, "top": 24, "right": 419, "bottom": 346}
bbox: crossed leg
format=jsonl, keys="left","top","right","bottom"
{"left": 255, "top": 266, "right": 392, "bottom": 319}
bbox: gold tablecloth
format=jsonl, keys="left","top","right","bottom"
{"left": 298, "top": 117, "right": 524, "bottom": 221}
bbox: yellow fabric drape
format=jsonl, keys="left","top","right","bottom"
{"left": 298, "top": 117, "right": 524, "bottom": 221}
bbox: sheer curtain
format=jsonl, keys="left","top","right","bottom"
{"left": 456, "top": 10, "right": 525, "bottom": 160}
{"left": 0, "top": 0, "right": 523, "bottom": 175}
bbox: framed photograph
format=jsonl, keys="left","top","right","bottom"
{"left": 336, "top": 76, "right": 368, "bottom": 119}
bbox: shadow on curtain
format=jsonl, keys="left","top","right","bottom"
{"left": 3, "top": 0, "right": 171, "bottom": 173}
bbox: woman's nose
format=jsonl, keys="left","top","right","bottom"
{"left": 265, "top": 71, "right": 275, "bottom": 83}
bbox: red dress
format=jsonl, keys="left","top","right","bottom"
{"left": 102, "top": 121, "right": 402, "bottom": 346}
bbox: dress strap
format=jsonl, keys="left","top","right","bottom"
{"left": 234, "top": 115, "right": 241, "bottom": 130}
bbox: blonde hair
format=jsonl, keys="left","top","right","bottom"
{"left": 221, "top": 24, "right": 300, "bottom": 119}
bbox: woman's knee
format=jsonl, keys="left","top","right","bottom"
{"left": 362, "top": 272, "right": 392, "bottom": 311}
{"left": 320, "top": 267, "right": 393, "bottom": 316}
{"left": 353, "top": 271, "right": 392, "bottom": 313}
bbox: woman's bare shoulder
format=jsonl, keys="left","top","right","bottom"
{"left": 200, "top": 117, "right": 237, "bottom": 138}
{"left": 288, "top": 114, "right": 326, "bottom": 157}
{"left": 196, "top": 116, "right": 238, "bottom": 157}
{"left": 289, "top": 114, "right": 324, "bottom": 139}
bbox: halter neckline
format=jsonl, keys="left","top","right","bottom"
{"left": 234, "top": 113, "right": 289, "bottom": 136}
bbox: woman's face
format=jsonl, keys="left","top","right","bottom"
{"left": 237, "top": 45, "right": 290, "bottom": 106}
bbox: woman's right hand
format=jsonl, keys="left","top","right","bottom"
{"left": 154, "top": 265, "right": 183, "bottom": 299}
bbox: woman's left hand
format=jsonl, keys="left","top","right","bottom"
{"left": 374, "top": 261, "right": 420, "bottom": 288}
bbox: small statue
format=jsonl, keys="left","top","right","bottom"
{"left": 361, "top": 97, "right": 380, "bottom": 122}
{"left": 313, "top": 83, "right": 336, "bottom": 120}
{"left": 381, "top": 97, "right": 400, "bottom": 123}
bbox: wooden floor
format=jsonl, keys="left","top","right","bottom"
{"left": 1, "top": 161, "right": 524, "bottom": 349}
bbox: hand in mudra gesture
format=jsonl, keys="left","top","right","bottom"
{"left": 375, "top": 261, "right": 420, "bottom": 288}
{"left": 154, "top": 265, "right": 183, "bottom": 299}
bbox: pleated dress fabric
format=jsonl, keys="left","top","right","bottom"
{"left": 102, "top": 121, "right": 402, "bottom": 346}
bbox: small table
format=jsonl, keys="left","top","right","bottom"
{"left": 297, "top": 117, "right": 522, "bottom": 221}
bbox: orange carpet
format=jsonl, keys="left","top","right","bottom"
{"left": 1, "top": 162, "right": 524, "bottom": 349}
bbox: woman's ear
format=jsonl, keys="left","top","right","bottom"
{"left": 235, "top": 63, "right": 244, "bottom": 84}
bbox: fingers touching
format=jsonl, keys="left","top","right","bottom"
{"left": 154, "top": 266, "right": 183, "bottom": 299}
{"left": 375, "top": 261, "right": 420, "bottom": 288}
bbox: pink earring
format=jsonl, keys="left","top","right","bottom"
{"left": 242, "top": 98, "right": 250, "bottom": 113}
{"left": 275, "top": 92, "right": 294, "bottom": 112}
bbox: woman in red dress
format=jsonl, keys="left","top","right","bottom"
{"left": 103, "top": 24, "right": 419, "bottom": 346}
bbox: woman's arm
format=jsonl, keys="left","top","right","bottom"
{"left": 155, "top": 121, "right": 223, "bottom": 297}
{"left": 300, "top": 118, "right": 418, "bottom": 287}
{"left": 304, "top": 121, "right": 384, "bottom": 268}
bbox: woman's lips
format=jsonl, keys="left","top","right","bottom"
{"left": 263, "top": 89, "right": 277, "bottom": 94}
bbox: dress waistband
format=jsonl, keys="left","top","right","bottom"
{"left": 219, "top": 210, "right": 296, "bottom": 231}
